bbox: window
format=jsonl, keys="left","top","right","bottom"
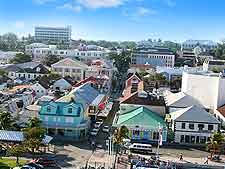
{"left": 198, "top": 124, "right": 204, "bottom": 130}
{"left": 47, "top": 106, "right": 51, "bottom": 112}
{"left": 185, "top": 135, "right": 190, "bottom": 143}
{"left": 208, "top": 125, "right": 213, "bottom": 131}
{"left": 28, "top": 74, "right": 31, "bottom": 78}
{"left": 180, "top": 135, "right": 184, "bottom": 143}
{"left": 181, "top": 123, "right": 186, "bottom": 129}
{"left": 68, "top": 108, "right": 72, "bottom": 113}
{"left": 65, "top": 68, "right": 69, "bottom": 72}
{"left": 77, "top": 107, "right": 81, "bottom": 116}
{"left": 191, "top": 136, "right": 195, "bottom": 143}
{"left": 189, "top": 123, "right": 194, "bottom": 130}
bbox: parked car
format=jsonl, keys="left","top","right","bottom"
{"left": 25, "top": 163, "right": 43, "bottom": 169}
{"left": 32, "top": 157, "right": 57, "bottom": 167}
{"left": 102, "top": 125, "right": 110, "bottom": 133}
{"left": 90, "top": 130, "right": 98, "bottom": 136}
{"left": 94, "top": 121, "right": 103, "bottom": 128}
{"left": 20, "top": 165, "right": 35, "bottom": 169}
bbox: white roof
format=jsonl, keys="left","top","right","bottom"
{"left": 164, "top": 90, "right": 203, "bottom": 108}
{"left": 170, "top": 105, "right": 220, "bottom": 124}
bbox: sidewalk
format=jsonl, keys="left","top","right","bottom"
{"left": 160, "top": 156, "right": 225, "bottom": 167}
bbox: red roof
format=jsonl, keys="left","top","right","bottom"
{"left": 217, "top": 105, "right": 225, "bottom": 118}
{"left": 74, "top": 76, "right": 97, "bottom": 87}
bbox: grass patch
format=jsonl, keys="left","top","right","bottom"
{"left": 0, "top": 158, "right": 27, "bottom": 169}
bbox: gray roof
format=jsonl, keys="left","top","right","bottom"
{"left": 170, "top": 105, "right": 220, "bottom": 124}
{"left": 17, "top": 62, "right": 41, "bottom": 69}
{"left": 164, "top": 91, "right": 203, "bottom": 108}
{"left": 0, "top": 130, "right": 53, "bottom": 144}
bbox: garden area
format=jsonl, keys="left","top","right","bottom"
{"left": 0, "top": 158, "right": 26, "bottom": 169}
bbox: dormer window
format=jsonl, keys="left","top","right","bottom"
{"left": 47, "top": 106, "right": 51, "bottom": 112}
{"left": 68, "top": 108, "right": 72, "bottom": 113}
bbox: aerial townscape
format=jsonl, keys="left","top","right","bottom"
{"left": 0, "top": 0, "right": 225, "bottom": 169}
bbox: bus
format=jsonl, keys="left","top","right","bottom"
{"left": 129, "top": 143, "right": 152, "bottom": 154}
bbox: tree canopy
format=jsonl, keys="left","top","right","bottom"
{"left": 43, "top": 55, "right": 60, "bottom": 67}
{"left": 10, "top": 53, "right": 32, "bottom": 64}
{"left": 0, "top": 110, "right": 15, "bottom": 130}
{"left": 109, "top": 50, "right": 131, "bottom": 76}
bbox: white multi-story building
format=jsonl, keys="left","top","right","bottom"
{"left": 34, "top": 26, "right": 71, "bottom": 43}
{"left": 30, "top": 47, "right": 107, "bottom": 61}
{"left": 25, "top": 43, "right": 50, "bottom": 55}
{"left": 170, "top": 105, "right": 220, "bottom": 144}
{"left": 131, "top": 47, "right": 175, "bottom": 68}
{"left": 182, "top": 70, "right": 225, "bottom": 110}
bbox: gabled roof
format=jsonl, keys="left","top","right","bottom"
{"left": 56, "top": 82, "right": 101, "bottom": 110}
{"left": 164, "top": 91, "right": 203, "bottom": 108}
{"left": 52, "top": 58, "right": 88, "bottom": 68}
{"left": 17, "top": 62, "right": 41, "bottom": 69}
{"left": 216, "top": 104, "right": 225, "bottom": 118}
{"left": 54, "top": 78, "right": 72, "bottom": 86}
{"left": 113, "top": 104, "right": 167, "bottom": 129}
{"left": 121, "top": 91, "right": 165, "bottom": 106}
{"left": 126, "top": 72, "right": 142, "bottom": 81}
{"left": 170, "top": 105, "right": 220, "bottom": 124}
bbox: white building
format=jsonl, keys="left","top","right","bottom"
{"left": 6, "top": 62, "right": 50, "bottom": 81}
{"left": 131, "top": 47, "right": 175, "bottom": 68}
{"left": 170, "top": 105, "right": 220, "bottom": 144}
{"left": 52, "top": 58, "right": 88, "bottom": 81}
{"left": 34, "top": 26, "right": 71, "bottom": 43}
{"left": 25, "top": 43, "right": 50, "bottom": 55}
{"left": 31, "top": 83, "right": 49, "bottom": 99}
{"left": 182, "top": 70, "right": 225, "bottom": 110}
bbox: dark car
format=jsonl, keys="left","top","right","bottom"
{"left": 26, "top": 162, "right": 44, "bottom": 169}
{"left": 33, "top": 157, "right": 57, "bottom": 167}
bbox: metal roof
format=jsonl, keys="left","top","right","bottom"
{"left": 91, "top": 94, "right": 105, "bottom": 106}
{"left": 0, "top": 130, "right": 53, "bottom": 144}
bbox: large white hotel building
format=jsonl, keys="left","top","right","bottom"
{"left": 34, "top": 26, "right": 72, "bottom": 43}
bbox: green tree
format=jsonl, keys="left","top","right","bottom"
{"left": 43, "top": 55, "right": 60, "bottom": 67}
{"left": 27, "top": 117, "right": 42, "bottom": 128}
{"left": 207, "top": 132, "right": 224, "bottom": 158}
{"left": 114, "top": 126, "right": 129, "bottom": 154}
{"left": 10, "top": 53, "right": 32, "bottom": 64}
{"left": 110, "top": 50, "right": 131, "bottom": 76}
{"left": 8, "top": 144, "right": 26, "bottom": 166}
{"left": 23, "top": 127, "right": 45, "bottom": 159}
{"left": 0, "top": 110, "right": 15, "bottom": 130}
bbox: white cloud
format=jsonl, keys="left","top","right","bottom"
{"left": 76, "top": 0, "right": 127, "bottom": 9}
{"left": 58, "top": 3, "right": 82, "bottom": 13}
{"left": 14, "top": 21, "right": 25, "bottom": 29}
{"left": 33, "top": 0, "right": 56, "bottom": 5}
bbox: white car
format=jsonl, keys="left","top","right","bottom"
{"left": 90, "top": 130, "right": 98, "bottom": 136}
{"left": 102, "top": 126, "right": 110, "bottom": 133}
{"left": 94, "top": 121, "right": 103, "bottom": 128}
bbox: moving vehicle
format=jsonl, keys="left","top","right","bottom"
{"left": 129, "top": 143, "right": 152, "bottom": 154}
{"left": 94, "top": 121, "right": 103, "bottom": 128}
{"left": 102, "top": 125, "right": 110, "bottom": 133}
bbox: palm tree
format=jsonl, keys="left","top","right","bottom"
{"left": 114, "top": 125, "right": 129, "bottom": 154}
{"left": 207, "top": 132, "right": 225, "bottom": 158}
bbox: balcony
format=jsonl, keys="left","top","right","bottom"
{"left": 42, "top": 120, "right": 89, "bottom": 129}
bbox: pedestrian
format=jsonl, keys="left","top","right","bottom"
{"left": 204, "top": 156, "right": 209, "bottom": 164}
{"left": 179, "top": 153, "right": 183, "bottom": 161}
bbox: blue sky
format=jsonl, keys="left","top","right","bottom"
{"left": 0, "top": 0, "right": 225, "bottom": 42}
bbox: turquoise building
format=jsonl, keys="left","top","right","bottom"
{"left": 39, "top": 83, "right": 105, "bottom": 140}
{"left": 113, "top": 104, "right": 167, "bottom": 143}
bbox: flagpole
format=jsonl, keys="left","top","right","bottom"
{"left": 156, "top": 122, "right": 161, "bottom": 157}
